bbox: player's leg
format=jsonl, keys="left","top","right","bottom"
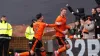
{"left": 36, "top": 40, "right": 46, "bottom": 56}
{"left": 54, "top": 37, "right": 70, "bottom": 56}
{"left": 15, "top": 38, "right": 38, "bottom": 56}
{"left": 54, "top": 37, "right": 63, "bottom": 56}
{"left": 35, "top": 40, "right": 42, "bottom": 56}
{"left": 58, "top": 37, "right": 70, "bottom": 53}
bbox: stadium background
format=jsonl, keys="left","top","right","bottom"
{"left": 0, "top": 0, "right": 99, "bottom": 56}
{"left": 0, "top": 0, "right": 97, "bottom": 24}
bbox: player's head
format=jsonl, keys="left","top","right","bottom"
{"left": 1, "top": 15, "right": 7, "bottom": 21}
{"left": 60, "top": 7, "right": 67, "bottom": 16}
{"left": 36, "top": 13, "right": 44, "bottom": 21}
{"left": 96, "top": 5, "right": 100, "bottom": 13}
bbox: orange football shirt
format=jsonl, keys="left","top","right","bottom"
{"left": 33, "top": 21, "right": 46, "bottom": 40}
{"left": 55, "top": 15, "right": 67, "bottom": 37}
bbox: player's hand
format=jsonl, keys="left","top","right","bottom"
{"left": 66, "top": 4, "right": 69, "bottom": 7}
{"left": 46, "top": 24, "right": 49, "bottom": 26}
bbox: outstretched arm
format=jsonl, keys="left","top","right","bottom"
{"left": 66, "top": 4, "right": 79, "bottom": 16}
{"left": 46, "top": 24, "right": 56, "bottom": 27}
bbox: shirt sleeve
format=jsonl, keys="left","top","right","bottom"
{"left": 55, "top": 16, "right": 63, "bottom": 25}
{"left": 25, "top": 26, "right": 30, "bottom": 38}
{"left": 7, "top": 23, "right": 12, "bottom": 36}
{"left": 47, "top": 24, "right": 56, "bottom": 27}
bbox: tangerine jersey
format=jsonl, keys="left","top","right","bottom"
{"left": 33, "top": 21, "right": 46, "bottom": 40}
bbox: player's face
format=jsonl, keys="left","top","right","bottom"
{"left": 61, "top": 9, "right": 67, "bottom": 16}
{"left": 96, "top": 8, "right": 100, "bottom": 13}
{"left": 41, "top": 16, "right": 44, "bottom": 21}
{"left": 1, "top": 17, "right": 7, "bottom": 21}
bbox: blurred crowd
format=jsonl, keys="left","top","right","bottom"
{"left": 66, "top": 2, "right": 100, "bottom": 39}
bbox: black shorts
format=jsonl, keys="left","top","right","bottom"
{"left": 56, "top": 37, "right": 66, "bottom": 45}
{"left": 32, "top": 37, "right": 43, "bottom": 50}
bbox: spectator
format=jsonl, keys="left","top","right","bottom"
{"left": 66, "top": 4, "right": 85, "bottom": 21}
{"left": 0, "top": 15, "right": 12, "bottom": 56}
{"left": 73, "top": 21, "right": 83, "bottom": 39}
{"left": 92, "top": 6, "right": 100, "bottom": 39}
{"left": 25, "top": 19, "right": 36, "bottom": 49}
{"left": 82, "top": 15, "right": 95, "bottom": 39}
{"left": 66, "top": 4, "right": 85, "bottom": 39}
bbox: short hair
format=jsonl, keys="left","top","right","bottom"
{"left": 85, "top": 15, "right": 92, "bottom": 21}
{"left": 36, "top": 13, "right": 42, "bottom": 20}
{"left": 61, "top": 7, "right": 67, "bottom": 11}
{"left": 1, "top": 15, "right": 6, "bottom": 18}
{"left": 95, "top": 5, "right": 100, "bottom": 9}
